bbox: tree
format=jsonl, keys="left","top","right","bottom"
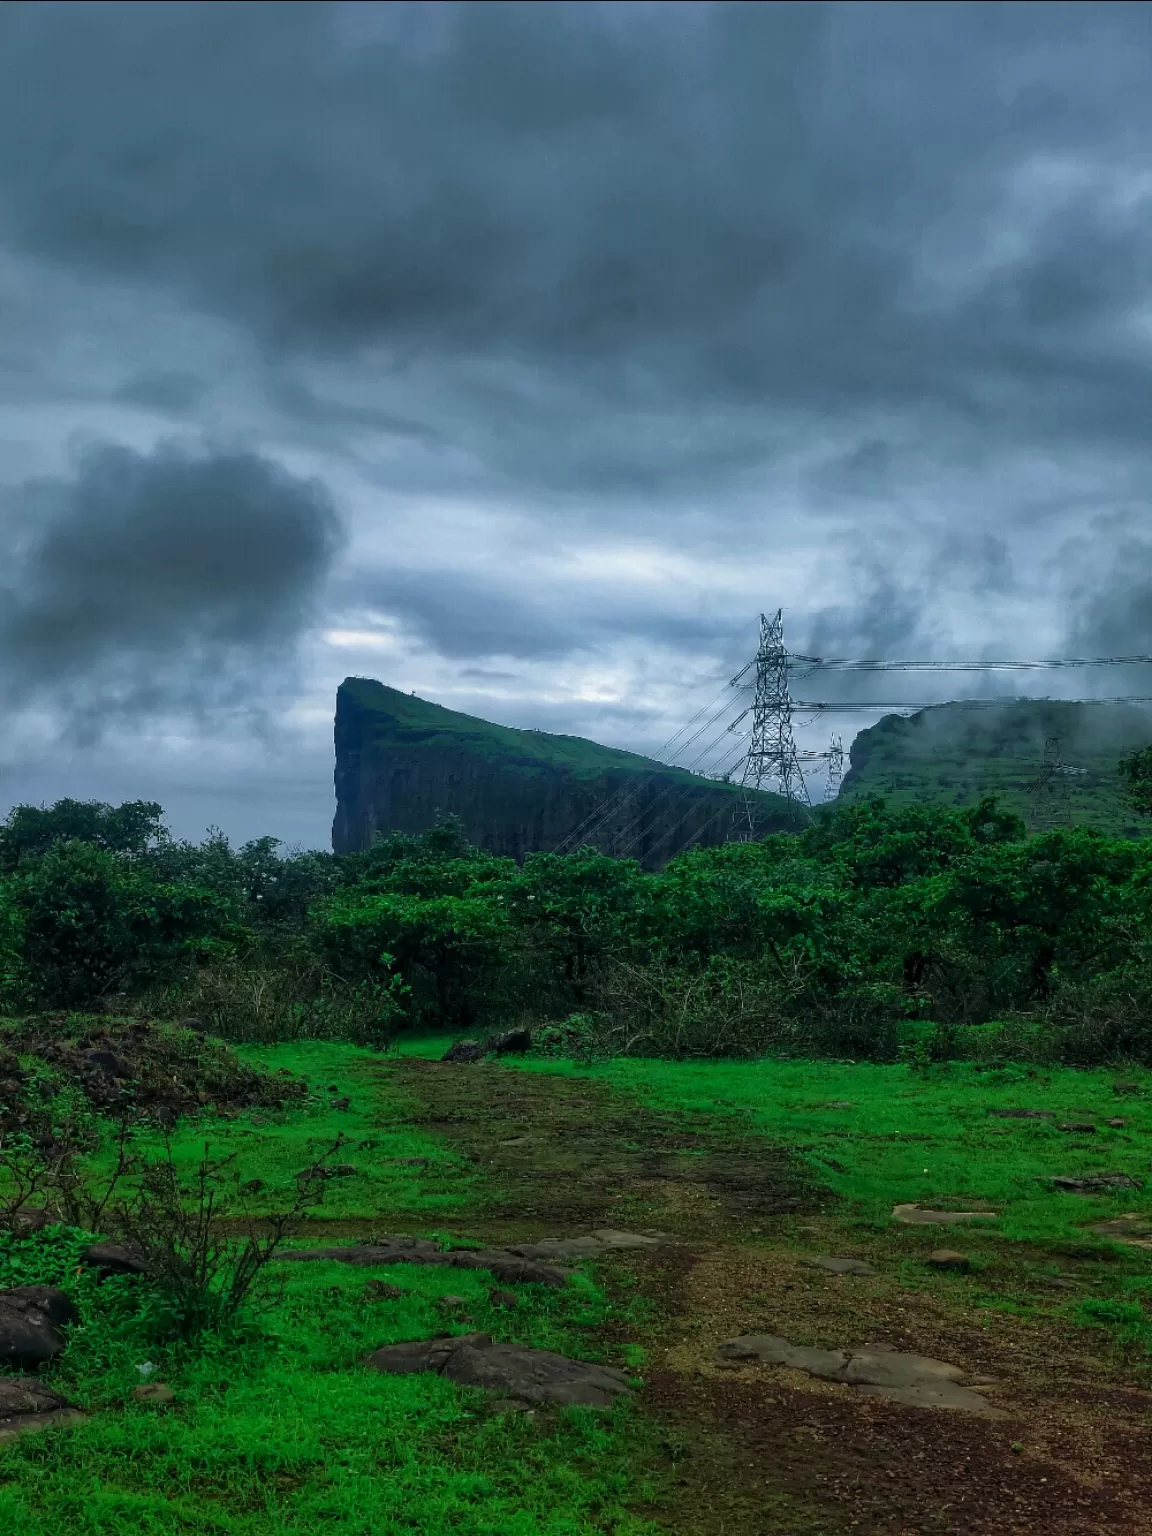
{"left": 1119, "top": 745, "right": 1152, "bottom": 817}
{"left": 0, "top": 799, "right": 167, "bottom": 872}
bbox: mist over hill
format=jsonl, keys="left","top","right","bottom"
{"left": 839, "top": 698, "right": 1152, "bottom": 835}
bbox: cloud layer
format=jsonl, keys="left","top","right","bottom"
{"left": 1, "top": 2, "right": 1152, "bottom": 839}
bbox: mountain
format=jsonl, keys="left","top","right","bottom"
{"left": 331, "top": 678, "right": 803, "bottom": 866}
{"left": 838, "top": 698, "right": 1152, "bottom": 835}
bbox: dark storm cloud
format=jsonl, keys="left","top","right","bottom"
{"left": 348, "top": 565, "right": 737, "bottom": 662}
{"left": 1062, "top": 513, "right": 1152, "bottom": 674}
{"left": 4, "top": 1, "right": 1152, "bottom": 497}
{"left": 115, "top": 370, "right": 210, "bottom": 415}
{"left": 0, "top": 440, "right": 343, "bottom": 730}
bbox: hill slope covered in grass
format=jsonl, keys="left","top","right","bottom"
{"left": 838, "top": 698, "right": 1152, "bottom": 835}
{"left": 332, "top": 677, "right": 802, "bottom": 866}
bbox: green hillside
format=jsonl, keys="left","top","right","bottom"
{"left": 340, "top": 677, "right": 789, "bottom": 801}
{"left": 838, "top": 697, "right": 1152, "bottom": 836}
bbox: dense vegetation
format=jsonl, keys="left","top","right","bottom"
{"left": 5, "top": 781, "right": 1152, "bottom": 1065}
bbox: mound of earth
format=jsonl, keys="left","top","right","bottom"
{"left": 0, "top": 1015, "right": 306, "bottom": 1132}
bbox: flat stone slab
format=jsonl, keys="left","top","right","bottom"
{"left": 0, "top": 1377, "right": 86, "bottom": 1442}
{"left": 364, "top": 1331, "right": 633, "bottom": 1408}
{"left": 987, "top": 1108, "right": 1055, "bottom": 1120}
{"left": 715, "top": 1333, "right": 1004, "bottom": 1418}
{"left": 800, "top": 1256, "right": 878, "bottom": 1276}
{"left": 275, "top": 1237, "right": 570, "bottom": 1288}
{"left": 510, "top": 1229, "right": 662, "bottom": 1261}
{"left": 1093, "top": 1215, "right": 1152, "bottom": 1250}
{"left": 892, "top": 1204, "right": 998, "bottom": 1226}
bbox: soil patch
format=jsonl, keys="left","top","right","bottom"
{"left": 387, "top": 1058, "right": 821, "bottom": 1242}
{"left": 385, "top": 1057, "right": 1152, "bottom": 1534}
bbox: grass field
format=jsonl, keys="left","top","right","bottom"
{"left": 4, "top": 1039, "right": 1152, "bottom": 1533}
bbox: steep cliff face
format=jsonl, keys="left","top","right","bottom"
{"left": 332, "top": 678, "right": 800, "bottom": 866}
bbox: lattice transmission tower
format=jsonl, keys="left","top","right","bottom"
{"left": 729, "top": 610, "right": 812, "bottom": 840}
{"left": 1028, "top": 736, "right": 1073, "bottom": 831}
{"left": 824, "top": 735, "right": 845, "bottom": 802}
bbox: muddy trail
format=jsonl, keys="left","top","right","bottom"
{"left": 383, "top": 1058, "right": 1152, "bottom": 1536}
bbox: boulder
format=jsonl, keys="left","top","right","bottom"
{"left": 2, "top": 1285, "right": 79, "bottom": 1329}
{"left": 364, "top": 1331, "right": 634, "bottom": 1408}
{"left": 0, "top": 1287, "right": 76, "bottom": 1368}
{"left": 927, "top": 1250, "right": 971, "bottom": 1272}
{"left": 485, "top": 1029, "right": 533, "bottom": 1056}
{"left": 441, "top": 1040, "right": 486, "bottom": 1063}
{"left": 0, "top": 1377, "right": 86, "bottom": 1441}
{"left": 80, "top": 1240, "right": 153, "bottom": 1277}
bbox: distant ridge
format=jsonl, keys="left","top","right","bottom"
{"left": 839, "top": 697, "right": 1152, "bottom": 835}
{"left": 332, "top": 678, "right": 803, "bottom": 867}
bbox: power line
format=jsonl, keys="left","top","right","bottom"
{"left": 786, "top": 696, "right": 1152, "bottom": 712}
{"left": 551, "top": 678, "right": 743, "bottom": 855}
{"left": 801, "top": 654, "right": 1152, "bottom": 674}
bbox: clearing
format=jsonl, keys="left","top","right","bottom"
{"left": 3, "top": 1040, "right": 1152, "bottom": 1535}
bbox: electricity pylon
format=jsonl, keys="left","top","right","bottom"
{"left": 825, "top": 735, "right": 845, "bottom": 802}
{"left": 729, "top": 610, "right": 812, "bottom": 840}
{"left": 1028, "top": 736, "right": 1073, "bottom": 831}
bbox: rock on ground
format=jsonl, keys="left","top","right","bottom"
{"left": 80, "top": 1241, "right": 153, "bottom": 1277}
{"left": 0, "top": 1286, "right": 77, "bottom": 1368}
{"left": 441, "top": 1040, "right": 487, "bottom": 1063}
{"left": 133, "top": 1383, "right": 176, "bottom": 1405}
{"left": 1045, "top": 1174, "right": 1143, "bottom": 1194}
{"left": 927, "top": 1250, "right": 972, "bottom": 1272}
{"left": 510, "top": 1229, "right": 662, "bottom": 1260}
{"left": 715, "top": 1334, "right": 1005, "bottom": 1418}
{"left": 800, "top": 1256, "right": 878, "bottom": 1276}
{"left": 363, "top": 1331, "right": 634, "bottom": 1408}
{"left": 275, "top": 1236, "right": 570, "bottom": 1287}
{"left": 0, "top": 1377, "right": 86, "bottom": 1442}
{"left": 892, "top": 1203, "right": 998, "bottom": 1225}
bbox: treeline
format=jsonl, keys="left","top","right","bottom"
{"left": 5, "top": 788, "right": 1152, "bottom": 1064}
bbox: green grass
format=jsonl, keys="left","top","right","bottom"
{"left": 505, "top": 1052, "right": 1152, "bottom": 1247}
{"left": 0, "top": 1043, "right": 660, "bottom": 1536}
{"left": 84, "top": 1042, "right": 476, "bottom": 1224}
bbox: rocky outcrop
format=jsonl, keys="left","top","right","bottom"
{"left": 332, "top": 678, "right": 799, "bottom": 868}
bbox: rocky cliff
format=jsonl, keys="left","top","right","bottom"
{"left": 332, "top": 678, "right": 801, "bottom": 867}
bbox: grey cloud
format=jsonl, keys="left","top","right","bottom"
{"left": 4, "top": 2, "right": 1152, "bottom": 495}
{"left": 0, "top": 439, "right": 344, "bottom": 731}
{"left": 115, "top": 370, "right": 210, "bottom": 415}
{"left": 348, "top": 564, "right": 738, "bottom": 662}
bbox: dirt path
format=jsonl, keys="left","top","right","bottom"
{"left": 385, "top": 1058, "right": 1152, "bottom": 1536}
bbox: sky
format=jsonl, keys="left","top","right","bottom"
{"left": 3, "top": 0, "right": 1152, "bottom": 849}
